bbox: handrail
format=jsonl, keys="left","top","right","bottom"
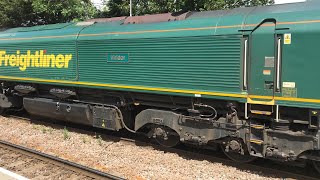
{"left": 276, "top": 38, "right": 282, "bottom": 91}
{"left": 243, "top": 39, "right": 248, "bottom": 89}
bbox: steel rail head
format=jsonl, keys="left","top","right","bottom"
{"left": 0, "top": 140, "right": 125, "bottom": 180}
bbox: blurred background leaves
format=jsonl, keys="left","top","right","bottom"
{"left": 0, "top": 0, "right": 274, "bottom": 28}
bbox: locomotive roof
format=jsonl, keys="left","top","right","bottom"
{"left": 0, "top": 0, "right": 319, "bottom": 42}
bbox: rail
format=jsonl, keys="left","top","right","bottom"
{"left": 0, "top": 139, "right": 125, "bottom": 180}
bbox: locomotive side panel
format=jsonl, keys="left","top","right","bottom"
{"left": 77, "top": 35, "right": 243, "bottom": 96}
{"left": 279, "top": 22, "right": 320, "bottom": 108}
{"left": 243, "top": 2, "right": 320, "bottom": 108}
{"left": 0, "top": 24, "right": 80, "bottom": 81}
{"left": 0, "top": 41, "right": 77, "bottom": 81}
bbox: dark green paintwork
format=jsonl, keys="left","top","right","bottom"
{"left": 249, "top": 22, "right": 276, "bottom": 98}
{"left": 78, "top": 35, "right": 241, "bottom": 94}
{"left": 107, "top": 53, "right": 130, "bottom": 63}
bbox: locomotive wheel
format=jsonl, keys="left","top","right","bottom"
{"left": 222, "top": 149, "right": 257, "bottom": 163}
{"left": 312, "top": 160, "right": 320, "bottom": 174}
{"left": 153, "top": 126, "right": 180, "bottom": 148}
{"left": 221, "top": 141, "right": 257, "bottom": 163}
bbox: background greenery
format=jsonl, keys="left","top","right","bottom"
{"left": 0, "top": 0, "right": 274, "bottom": 29}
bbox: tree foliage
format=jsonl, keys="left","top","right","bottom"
{"left": 0, "top": 0, "right": 274, "bottom": 29}
{"left": 0, "top": 0, "right": 35, "bottom": 28}
{"left": 0, "top": 0, "right": 98, "bottom": 28}
{"left": 32, "top": 0, "right": 97, "bottom": 24}
{"left": 105, "top": 0, "right": 274, "bottom": 17}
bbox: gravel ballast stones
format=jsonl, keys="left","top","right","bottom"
{"left": 0, "top": 116, "right": 282, "bottom": 180}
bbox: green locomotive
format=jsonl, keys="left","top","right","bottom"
{"left": 1, "top": 0, "right": 320, "bottom": 172}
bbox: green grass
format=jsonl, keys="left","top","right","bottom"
{"left": 63, "top": 126, "right": 70, "bottom": 140}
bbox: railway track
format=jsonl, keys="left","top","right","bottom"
{"left": 3, "top": 114, "right": 320, "bottom": 180}
{"left": 0, "top": 138, "right": 125, "bottom": 180}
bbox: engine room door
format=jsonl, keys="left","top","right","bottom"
{"left": 248, "top": 20, "right": 277, "bottom": 102}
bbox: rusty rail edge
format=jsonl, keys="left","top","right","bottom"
{"left": 0, "top": 139, "right": 126, "bottom": 180}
